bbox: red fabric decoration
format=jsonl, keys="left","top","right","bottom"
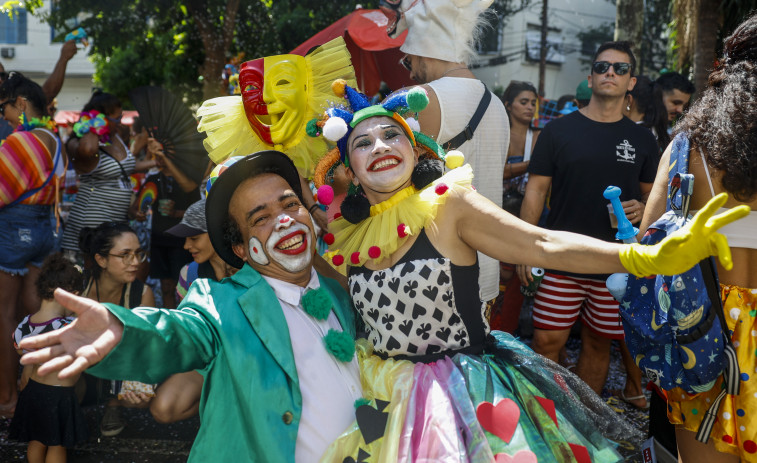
{"left": 350, "top": 252, "right": 361, "bottom": 265}
{"left": 568, "top": 444, "right": 591, "bottom": 463}
{"left": 476, "top": 399, "right": 519, "bottom": 444}
{"left": 332, "top": 254, "right": 344, "bottom": 266}
{"left": 323, "top": 233, "right": 335, "bottom": 245}
{"left": 368, "top": 246, "right": 381, "bottom": 259}
{"left": 334, "top": 212, "right": 342, "bottom": 219}
{"left": 434, "top": 183, "right": 449, "bottom": 195}
{"left": 534, "top": 397, "right": 558, "bottom": 427}
{"left": 397, "top": 223, "right": 408, "bottom": 238}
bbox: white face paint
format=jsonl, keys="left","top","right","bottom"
{"left": 264, "top": 213, "right": 313, "bottom": 273}
{"left": 247, "top": 236, "right": 269, "bottom": 266}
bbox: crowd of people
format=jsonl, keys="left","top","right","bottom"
{"left": 1, "top": 2, "right": 756, "bottom": 462}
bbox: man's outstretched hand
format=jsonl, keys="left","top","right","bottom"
{"left": 20, "top": 289, "right": 124, "bottom": 379}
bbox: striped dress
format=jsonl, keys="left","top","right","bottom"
{"left": 61, "top": 137, "right": 136, "bottom": 251}
{"left": 0, "top": 130, "right": 60, "bottom": 207}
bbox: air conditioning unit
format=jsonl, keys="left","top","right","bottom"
{"left": 1, "top": 48, "right": 15, "bottom": 59}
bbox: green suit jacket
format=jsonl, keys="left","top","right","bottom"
{"left": 88, "top": 264, "right": 355, "bottom": 462}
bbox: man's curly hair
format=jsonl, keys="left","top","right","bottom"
{"left": 674, "top": 13, "right": 757, "bottom": 202}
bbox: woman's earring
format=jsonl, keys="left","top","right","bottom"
{"left": 347, "top": 182, "right": 361, "bottom": 196}
{"left": 626, "top": 105, "right": 631, "bottom": 111}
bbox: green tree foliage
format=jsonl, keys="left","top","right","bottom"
{"left": 269, "top": 1, "right": 377, "bottom": 53}
{"left": 34, "top": 0, "right": 534, "bottom": 105}
{"left": 39, "top": 0, "right": 278, "bottom": 104}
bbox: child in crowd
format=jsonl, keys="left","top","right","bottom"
{"left": 9, "top": 254, "right": 87, "bottom": 463}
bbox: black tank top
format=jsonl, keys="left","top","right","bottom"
{"left": 349, "top": 229, "right": 489, "bottom": 362}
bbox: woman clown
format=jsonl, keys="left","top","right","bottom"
{"left": 307, "top": 81, "right": 748, "bottom": 462}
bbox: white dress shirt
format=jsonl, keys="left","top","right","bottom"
{"left": 262, "top": 268, "right": 362, "bottom": 462}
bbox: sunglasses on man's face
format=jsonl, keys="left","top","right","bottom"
{"left": 399, "top": 55, "right": 412, "bottom": 73}
{"left": 592, "top": 61, "right": 631, "bottom": 76}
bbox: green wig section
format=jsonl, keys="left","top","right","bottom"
{"left": 350, "top": 106, "right": 395, "bottom": 128}
{"left": 413, "top": 131, "right": 446, "bottom": 160}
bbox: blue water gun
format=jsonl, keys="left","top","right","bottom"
{"left": 65, "top": 28, "right": 88, "bottom": 47}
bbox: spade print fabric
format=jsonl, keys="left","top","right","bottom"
{"left": 350, "top": 257, "right": 472, "bottom": 357}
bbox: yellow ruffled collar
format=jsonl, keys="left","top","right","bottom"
{"left": 369, "top": 186, "right": 417, "bottom": 216}
{"left": 328, "top": 164, "right": 473, "bottom": 267}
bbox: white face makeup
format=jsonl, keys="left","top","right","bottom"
{"left": 262, "top": 213, "right": 313, "bottom": 273}
{"left": 247, "top": 236, "right": 270, "bottom": 266}
{"left": 347, "top": 116, "right": 417, "bottom": 203}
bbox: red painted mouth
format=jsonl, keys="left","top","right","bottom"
{"left": 274, "top": 230, "right": 307, "bottom": 255}
{"left": 369, "top": 155, "right": 401, "bottom": 172}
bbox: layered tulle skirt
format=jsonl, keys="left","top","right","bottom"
{"left": 322, "top": 331, "right": 638, "bottom": 462}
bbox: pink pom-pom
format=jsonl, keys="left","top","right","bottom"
{"left": 397, "top": 223, "right": 408, "bottom": 238}
{"left": 323, "top": 233, "right": 335, "bottom": 245}
{"left": 317, "top": 185, "right": 335, "bottom": 206}
{"left": 435, "top": 183, "right": 449, "bottom": 195}
{"left": 332, "top": 254, "right": 344, "bottom": 266}
{"left": 368, "top": 246, "right": 381, "bottom": 259}
{"left": 350, "top": 252, "right": 361, "bottom": 265}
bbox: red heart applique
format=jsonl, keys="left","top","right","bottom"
{"left": 476, "top": 399, "right": 520, "bottom": 443}
{"left": 569, "top": 443, "right": 592, "bottom": 463}
{"left": 535, "top": 396, "right": 558, "bottom": 427}
{"left": 494, "top": 450, "right": 538, "bottom": 463}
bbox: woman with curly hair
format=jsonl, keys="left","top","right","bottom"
{"left": 639, "top": 13, "right": 757, "bottom": 462}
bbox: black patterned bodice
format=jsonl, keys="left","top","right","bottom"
{"left": 349, "top": 230, "right": 489, "bottom": 360}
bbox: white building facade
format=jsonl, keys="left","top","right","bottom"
{"left": 473, "top": 0, "right": 616, "bottom": 99}
{"left": 0, "top": 2, "right": 94, "bottom": 111}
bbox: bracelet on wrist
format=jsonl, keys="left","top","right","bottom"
{"left": 308, "top": 204, "right": 320, "bottom": 214}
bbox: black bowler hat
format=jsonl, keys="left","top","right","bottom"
{"left": 205, "top": 151, "right": 303, "bottom": 269}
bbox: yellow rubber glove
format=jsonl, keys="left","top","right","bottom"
{"left": 620, "top": 193, "right": 751, "bottom": 277}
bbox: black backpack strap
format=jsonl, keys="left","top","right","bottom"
{"left": 695, "top": 257, "right": 740, "bottom": 443}
{"left": 441, "top": 84, "right": 492, "bottom": 151}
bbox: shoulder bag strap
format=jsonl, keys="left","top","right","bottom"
{"left": 442, "top": 84, "right": 492, "bottom": 151}
{"left": 694, "top": 257, "right": 740, "bottom": 443}
{"left": 101, "top": 150, "right": 131, "bottom": 183}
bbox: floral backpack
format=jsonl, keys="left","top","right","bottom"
{"left": 619, "top": 133, "right": 740, "bottom": 443}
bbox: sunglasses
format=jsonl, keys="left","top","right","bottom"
{"left": 399, "top": 55, "right": 412, "bottom": 73}
{"left": 592, "top": 61, "right": 631, "bottom": 76}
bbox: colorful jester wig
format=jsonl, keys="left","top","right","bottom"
{"left": 306, "top": 80, "right": 464, "bottom": 170}
{"left": 306, "top": 80, "right": 464, "bottom": 225}
{"left": 196, "top": 37, "right": 356, "bottom": 178}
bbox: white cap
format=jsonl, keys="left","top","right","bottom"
{"left": 393, "top": 0, "right": 494, "bottom": 64}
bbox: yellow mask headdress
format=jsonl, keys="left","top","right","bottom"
{"left": 196, "top": 37, "right": 356, "bottom": 178}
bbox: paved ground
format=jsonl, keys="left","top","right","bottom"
{"left": 0, "top": 302, "right": 650, "bottom": 462}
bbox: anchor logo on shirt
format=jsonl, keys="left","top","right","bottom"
{"left": 616, "top": 139, "right": 636, "bottom": 163}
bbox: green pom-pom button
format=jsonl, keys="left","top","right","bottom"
{"left": 323, "top": 329, "right": 356, "bottom": 362}
{"left": 354, "top": 397, "right": 371, "bottom": 409}
{"left": 302, "top": 288, "right": 332, "bottom": 320}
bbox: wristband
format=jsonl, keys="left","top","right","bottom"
{"left": 308, "top": 204, "right": 320, "bottom": 214}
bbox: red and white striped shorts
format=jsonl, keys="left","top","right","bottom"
{"left": 532, "top": 272, "right": 624, "bottom": 339}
